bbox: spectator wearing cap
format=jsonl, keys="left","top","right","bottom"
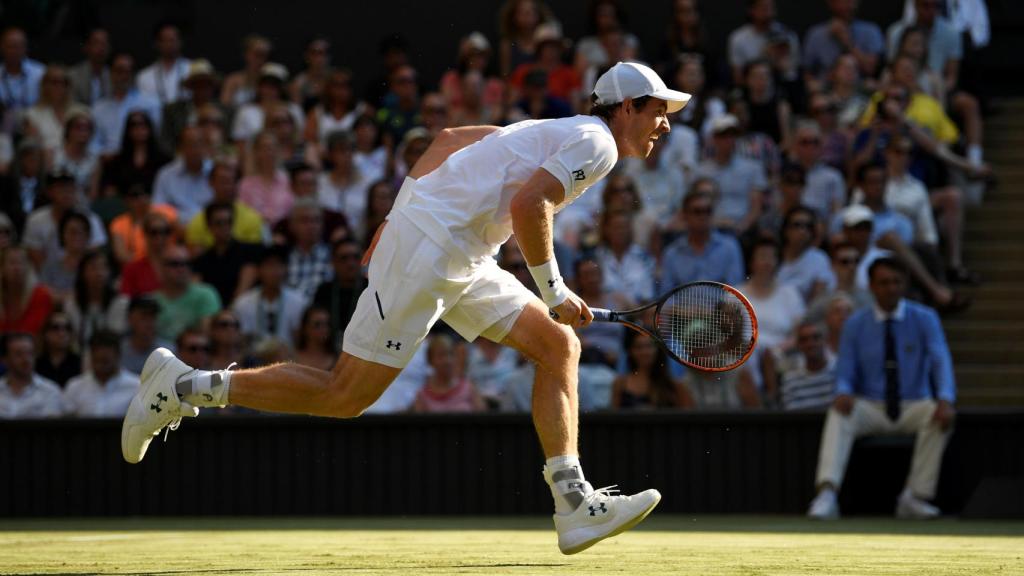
{"left": 291, "top": 36, "right": 333, "bottom": 107}
{"left": 109, "top": 184, "right": 178, "bottom": 266}
{"left": 239, "top": 131, "right": 292, "bottom": 226}
{"left": 727, "top": 0, "right": 800, "bottom": 86}
{"left": 154, "top": 243, "right": 221, "bottom": 342}
{"left": 63, "top": 249, "right": 130, "bottom": 352}
{"left": 776, "top": 319, "right": 836, "bottom": 411}
{"left": 35, "top": 310, "right": 82, "bottom": 388}
{"left": 312, "top": 239, "right": 367, "bottom": 351}
{"left": 192, "top": 202, "right": 261, "bottom": 305}
{"left": 802, "top": 0, "right": 884, "bottom": 85}
{"left": 510, "top": 23, "right": 580, "bottom": 104}
{"left": 22, "top": 64, "right": 90, "bottom": 157}
{"left": 232, "top": 245, "right": 307, "bottom": 348}
{"left": 63, "top": 329, "right": 140, "bottom": 417}
{"left": 0, "top": 27, "right": 45, "bottom": 117}
{"left": 304, "top": 69, "right": 365, "bottom": 150}
{"left": 120, "top": 296, "right": 173, "bottom": 374}
{"left": 778, "top": 206, "right": 835, "bottom": 303}
{"left": 152, "top": 125, "right": 213, "bottom": 223}
{"left": 231, "top": 63, "right": 303, "bottom": 144}
{"left": 0, "top": 138, "right": 46, "bottom": 237}
{"left": 136, "top": 22, "right": 191, "bottom": 105}
{"left": 22, "top": 170, "right": 107, "bottom": 270}
{"left": 51, "top": 110, "right": 100, "bottom": 200}
{"left": 440, "top": 32, "right": 505, "bottom": 119}
{"left": 660, "top": 187, "right": 745, "bottom": 289}
{"left": 120, "top": 211, "right": 176, "bottom": 297}
{"left": 185, "top": 158, "right": 266, "bottom": 252}
{"left": 161, "top": 58, "right": 228, "bottom": 155}
{"left": 92, "top": 53, "right": 163, "bottom": 157}
{"left": 695, "top": 114, "right": 768, "bottom": 236}
{"left": 68, "top": 28, "right": 111, "bottom": 106}
{"left": 221, "top": 35, "right": 272, "bottom": 107}
{"left": 376, "top": 64, "right": 422, "bottom": 145}
{"left": 318, "top": 131, "right": 376, "bottom": 239}
{"left": 0, "top": 245, "right": 53, "bottom": 335}
{"left": 808, "top": 257, "right": 955, "bottom": 520}
{"left": 0, "top": 333, "right": 62, "bottom": 418}
{"left": 99, "top": 110, "right": 171, "bottom": 199}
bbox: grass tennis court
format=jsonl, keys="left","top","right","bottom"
{"left": 1, "top": 516, "right": 1022, "bottom": 575}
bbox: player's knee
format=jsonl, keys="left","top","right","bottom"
{"left": 538, "top": 324, "right": 581, "bottom": 369}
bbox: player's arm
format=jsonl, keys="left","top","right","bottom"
{"left": 409, "top": 125, "right": 500, "bottom": 178}
{"left": 509, "top": 168, "right": 593, "bottom": 328}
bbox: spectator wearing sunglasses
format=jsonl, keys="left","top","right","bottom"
{"left": 660, "top": 188, "right": 745, "bottom": 290}
{"left": 312, "top": 239, "right": 366, "bottom": 351}
{"left": 35, "top": 310, "right": 82, "bottom": 388}
{"left": 153, "top": 243, "right": 222, "bottom": 342}
{"left": 777, "top": 206, "right": 836, "bottom": 303}
{"left": 176, "top": 326, "right": 212, "bottom": 371}
{"left": 120, "top": 211, "right": 175, "bottom": 297}
{"left": 789, "top": 120, "right": 846, "bottom": 224}
{"left": 109, "top": 184, "right": 178, "bottom": 266}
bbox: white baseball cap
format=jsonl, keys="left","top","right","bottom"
{"left": 594, "top": 61, "right": 691, "bottom": 113}
{"left": 841, "top": 205, "right": 875, "bottom": 227}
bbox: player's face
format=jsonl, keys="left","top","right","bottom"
{"left": 622, "top": 98, "right": 670, "bottom": 159}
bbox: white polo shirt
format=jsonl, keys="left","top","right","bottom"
{"left": 398, "top": 115, "right": 618, "bottom": 262}
{"left": 63, "top": 369, "right": 140, "bottom": 417}
{"left": 0, "top": 375, "right": 63, "bottom": 418}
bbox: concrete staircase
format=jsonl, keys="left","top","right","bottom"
{"left": 945, "top": 99, "right": 1024, "bottom": 405}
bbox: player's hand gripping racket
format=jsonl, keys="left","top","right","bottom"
{"left": 551, "top": 282, "right": 758, "bottom": 372}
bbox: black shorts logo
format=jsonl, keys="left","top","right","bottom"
{"left": 572, "top": 169, "right": 586, "bottom": 181}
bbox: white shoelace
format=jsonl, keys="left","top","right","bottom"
{"left": 591, "top": 485, "right": 620, "bottom": 500}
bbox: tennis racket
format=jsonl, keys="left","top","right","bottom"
{"left": 551, "top": 281, "right": 758, "bottom": 372}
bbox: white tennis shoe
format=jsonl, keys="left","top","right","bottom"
{"left": 896, "top": 488, "right": 941, "bottom": 519}
{"left": 553, "top": 486, "right": 661, "bottom": 555}
{"left": 807, "top": 488, "right": 840, "bottom": 520}
{"left": 121, "top": 348, "right": 199, "bottom": 464}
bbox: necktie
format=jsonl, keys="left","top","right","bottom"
{"left": 884, "top": 318, "right": 901, "bottom": 420}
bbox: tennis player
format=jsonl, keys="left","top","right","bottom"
{"left": 122, "top": 62, "right": 690, "bottom": 555}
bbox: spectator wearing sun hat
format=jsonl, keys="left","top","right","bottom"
{"left": 161, "top": 58, "right": 230, "bottom": 154}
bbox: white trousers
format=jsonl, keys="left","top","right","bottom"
{"left": 815, "top": 398, "right": 951, "bottom": 499}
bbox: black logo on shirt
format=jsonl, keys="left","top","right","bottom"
{"left": 386, "top": 340, "right": 402, "bottom": 351}
{"left": 572, "top": 169, "right": 586, "bottom": 181}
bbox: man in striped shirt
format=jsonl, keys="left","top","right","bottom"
{"left": 779, "top": 320, "right": 835, "bottom": 410}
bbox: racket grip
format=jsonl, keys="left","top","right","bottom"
{"left": 547, "top": 308, "right": 614, "bottom": 322}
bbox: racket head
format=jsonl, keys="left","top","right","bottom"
{"left": 652, "top": 281, "right": 758, "bottom": 372}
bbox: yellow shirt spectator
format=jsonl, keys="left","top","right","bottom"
{"left": 859, "top": 91, "right": 959, "bottom": 144}
{"left": 185, "top": 201, "right": 266, "bottom": 249}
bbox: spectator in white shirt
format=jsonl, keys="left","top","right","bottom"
{"left": 232, "top": 245, "right": 308, "bottom": 349}
{"left": 92, "top": 53, "right": 162, "bottom": 156}
{"left": 594, "top": 210, "right": 655, "bottom": 308}
{"left": 63, "top": 329, "right": 140, "bottom": 417}
{"left": 136, "top": 22, "right": 190, "bottom": 105}
{"left": 0, "top": 332, "right": 62, "bottom": 418}
{"left": 22, "top": 170, "right": 107, "bottom": 270}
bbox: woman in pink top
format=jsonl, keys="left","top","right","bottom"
{"left": 413, "top": 334, "right": 485, "bottom": 413}
{"left": 239, "top": 131, "right": 292, "bottom": 226}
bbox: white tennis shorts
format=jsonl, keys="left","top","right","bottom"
{"left": 342, "top": 211, "right": 534, "bottom": 368}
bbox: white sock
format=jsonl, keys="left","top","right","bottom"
{"left": 967, "top": 144, "right": 982, "bottom": 165}
{"left": 174, "top": 369, "right": 233, "bottom": 408}
{"left": 543, "top": 455, "right": 593, "bottom": 515}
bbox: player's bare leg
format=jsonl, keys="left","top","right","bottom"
{"left": 500, "top": 299, "right": 661, "bottom": 554}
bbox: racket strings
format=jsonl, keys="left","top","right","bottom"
{"left": 656, "top": 284, "right": 754, "bottom": 371}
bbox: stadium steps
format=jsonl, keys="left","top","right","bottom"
{"left": 943, "top": 97, "right": 1024, "bottom": 406}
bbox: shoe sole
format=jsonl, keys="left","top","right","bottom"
{"left": 560, "top": 491, "right": 662, "bottom": 555}
{"left": 121, "top": 350, "right": 177, "bottom": 464}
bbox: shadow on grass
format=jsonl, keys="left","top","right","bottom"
{"left": 1, "top": 515, "right": 1022, "bottom": 538}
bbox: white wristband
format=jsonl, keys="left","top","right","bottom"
{"left": 529, "top": 260, "right": 571, "bottom": 308}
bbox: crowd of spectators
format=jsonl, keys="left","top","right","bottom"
{"left": 0, "top": 0, "right": 991, "bottom": 418}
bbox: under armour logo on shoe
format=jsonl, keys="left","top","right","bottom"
{"left": 386, "top": 340, "right": 402, "bottom": 350}
{"left": 573, "top": 169, "right": 586, "bottom": 181}
{"left": 150, "top": 392, "right": 168, "bottom": 413}
{"left": 589, "top": 503, "right": 607, "bottom": 516}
